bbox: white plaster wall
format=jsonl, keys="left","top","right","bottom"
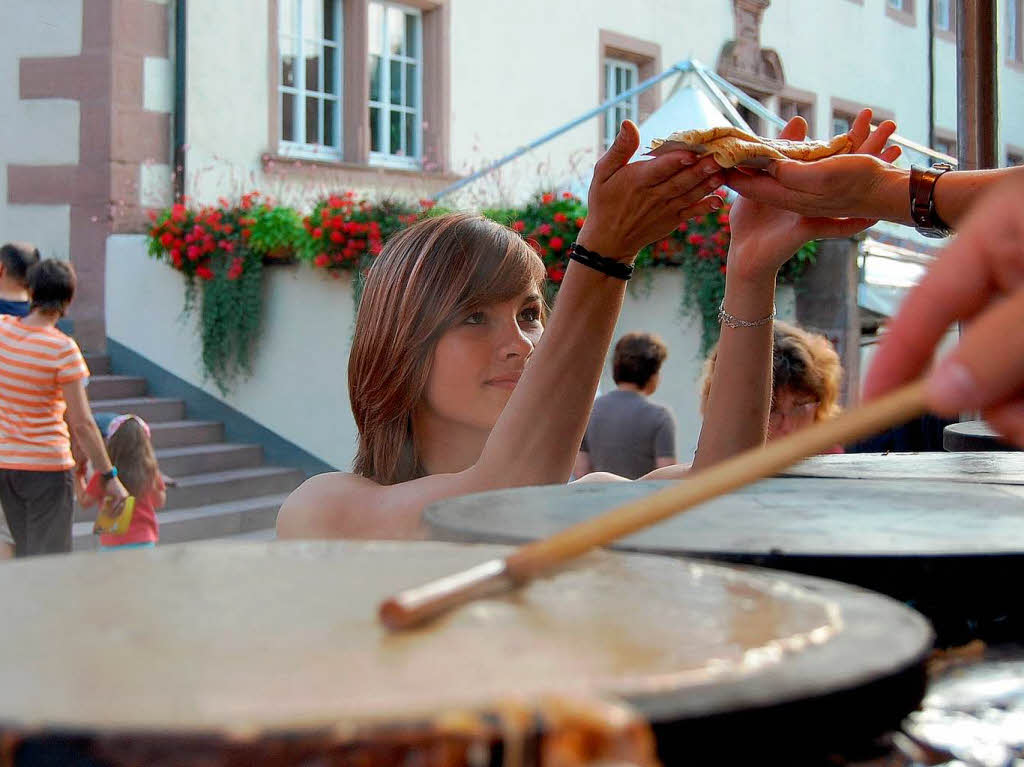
{"left": 106, "top": 235, "right": 793, "bottom": 470}
{"left": 0, "top": 0, "right": 82, "bottom": 260}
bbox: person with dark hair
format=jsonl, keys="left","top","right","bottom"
{"left": 0, "top": 243, "right": 42, "bottom": 559}
{"left": 0, "top": 259, "right": 128, "bottom": 556}
{"left": 0, "top": 242, "right": 41, "bottom": 318}
{"left": 575, "top": 332, "right": 676, "bottom": 479}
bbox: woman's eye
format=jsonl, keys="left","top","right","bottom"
{"left": 519, "top": 308, "right": 541, "bottom": 322}
{"left": 464, "top": 311, "right": 486, "bottom": 325}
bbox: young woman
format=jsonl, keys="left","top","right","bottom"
{"left": 277, "top": 112, "right": 893, "bottom": 537}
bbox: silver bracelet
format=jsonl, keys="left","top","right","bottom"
{"left": 718, "top": 300, "right": 775, "bottom": 329}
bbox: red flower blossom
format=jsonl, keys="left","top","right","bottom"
{"left": 549, "top": 236, "right": 565, "bottom": 251}
{"left": 330, "top": 230, "right": 343, "bottom": 243}
{"left": 328, "top": 195, "right": 343, "bottom": 208}
{"left": 656, "top": 239, "right": 671, "bottom": 253}
{"left": 314, "top": 253, "right": 330, "bottom": 268}
{"left": 196, "top": 265, "right": 215, "bottom": 281}
{"left": 553, "top": 212, "right": 567, "bottom": 224}
{"left": 687, "top": 233, "right": 704, "bottom": 247}
{"left": 561, "top": 191, "right": 573, "bottom": 200}
{"left": 538, "top": 223, "right": 552, "bottom": 236}
{"left": 227, "top": 257, "right": 244, "bottom": 281}
{"left": 241, "top": 228, "right": 251, "bottom": 239}
{"left": 159, "top": 232, "right": 174, "bottom": 247}
{"left": 419, "top": 198, "right": 436, "bottom": 210}
{"left": 719, "top": 264, "right": 727, "bottom": 273}
{"left": 313, "top": 227, "right": 323, "bottom": 239}
{"left": 170, "top": 204, "right": 186, "bottom": 223}
{"left": 170, "top": 250, "right": 183, "bottom": 268}
{"left": 512, "top": 220, "right": 526, "bottom": 232}
{"left": 186, "top": 245, "right": 201, "bottom": 261}
{"left": 546, "top": 265, "right": 565, "bottom": 283}
{"left": 541, "top": 193, "right": 555, "bottom": 205}
{"left": 713, "top": 188, "right": 728, "bottom": 199}
{"left": 575, "top": 217, "right": 585, "bottom": 229}
{"left": 677, "top": 222, "right": 689, "bottom": 232}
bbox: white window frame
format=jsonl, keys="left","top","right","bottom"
{"left": 603, "top": 58, "right": 639, "bottom": 150}
{"left": 278, "top": 0, "right": 344, "bottom": 160}
{"left": 368, "top": 2, "right": 423, "bottom": 169}
{"left": 934, "top": 0, "right": 952, "bottom": 31}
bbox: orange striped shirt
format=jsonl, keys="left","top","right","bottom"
{"left": 0, "top": 315, "right": 89, "bottom": 471}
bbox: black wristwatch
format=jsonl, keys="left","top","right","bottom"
{"left": 909, "top": 163, "right": 954, "bottom": 239}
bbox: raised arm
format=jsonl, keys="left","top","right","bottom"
{"left": 277, "top": 121, "right": 726, "bottom": 539}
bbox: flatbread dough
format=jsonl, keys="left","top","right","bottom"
{"left": 648, "top": 126, "right": 852, "bottom": 168}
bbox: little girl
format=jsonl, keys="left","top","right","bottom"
{"left": 77, "top": 415, "right": 164, "bottom": 550}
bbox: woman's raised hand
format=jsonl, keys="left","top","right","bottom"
{"left": 725, "top": 109, "right": 908, "bottom": 223}
{"left": 726, "top": 115, "right": 879, "bottom": 281}
{"left": 577, "top": 120, "right": 726, "bottom": 263}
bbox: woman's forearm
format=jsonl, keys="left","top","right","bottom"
{"left": 691, "top": 256, "right": 777, "bottom": 472}
{"left": 876, "top": 165, "right": 1024, "bottom": 229}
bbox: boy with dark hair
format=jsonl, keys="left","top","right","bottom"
{"left": 0, "top": 242, "right": 41, "bottom": 318}
{"left": 576, "top": 332, "right": 677, "bottom": 480}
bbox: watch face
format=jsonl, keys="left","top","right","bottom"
{"left": 917, "top": 226, "right": 950, "bottom": 239}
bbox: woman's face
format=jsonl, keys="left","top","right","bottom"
{"left": 768, "top": 387, "right": 820, "bottom": 441}
{"left": 420, "top": 289, "right": 544, "bottom": 433}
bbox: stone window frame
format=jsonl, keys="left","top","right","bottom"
{"left": 602, "top": 57, "right": 640, "bottom": 149}
{"left": 598, "top": 30, "right": 661, "bottom": 150}
{"left": 266, "top": 0, "right": 451, "bottom": 177}
{"left": 885, "top": 0, "right": 917, "bottom": 27}
{"left": 776, "top": 86, "right": 817, "bottom": 138}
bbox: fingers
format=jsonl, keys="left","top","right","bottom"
{"left": 984, "top": 398, "right": 1024, "bottom": 448}
{"left": 924, "top": 287, "right": 1024, "bottom": 416}
{"left": 724, "top": 169, "right": 813, "bottom": 211}
{"left": 676, "top": 194, "right": 724, "bottom": 222}
{"left": 652, "top": 156, "right": 724, "bottom": 201}
{"left": 880, "top": 145, "right": 902, "bottom": 164}
{"left": 634, "top": 150, "right": 703, "bottom": 187}
{"left": 847, "top": 108, "right": 874, "bottom": 148}
{"left": 799, "top": 217, "right": 877, "bottom": 241}
{"left": 593, "top": 120, "right": 641, "bottom": 183}
{"left": 859, "top": 119, "right": 897, "bottom": 158}
{"left": 778, "top": 116, "right": 808, "bottom": 142}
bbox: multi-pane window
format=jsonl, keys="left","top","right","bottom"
{"left": 934, "top": 0, "right": 953, "bottom": 32}
{"left": 369, "top": 2, "right": 422, "bottom": 167}
{"left": 779, "top": 98, "right": 815, "bottom": 137}
{"left": 279, "top": 0, "right": 342, "bottom": 158}
{"left": 603, "top": 58, "right": 639, "bottom": 149}
{"left": 933, "top": 135, "right": 956, "bottom": 158}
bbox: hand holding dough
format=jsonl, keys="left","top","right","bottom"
{"left": 649, "top": 126, "right": 852, "bottom": 169}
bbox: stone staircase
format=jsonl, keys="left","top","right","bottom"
{"left": 72, "top": 355, "right": 304, "bottom": 550}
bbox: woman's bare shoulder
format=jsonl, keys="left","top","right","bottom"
{"left": 275, "top": 471, "right": 385, "bottom": 539}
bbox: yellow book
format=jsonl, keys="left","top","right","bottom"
{"left": 93, "top": 495, "right": 136, "bottom": 536}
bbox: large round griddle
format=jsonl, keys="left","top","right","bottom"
{"left": 780, "top": 451, "right": 1024, "bottom": 484}
{"left": 944, "top": 420, "right": 1018, "bottom": 452}
{"left": 427, "top": 479, "right": 1024, "bottom": 645}
{"left": 0, "top": 541, "right": 930, "bottom": 763}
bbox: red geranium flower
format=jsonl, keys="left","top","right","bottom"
{"left": 575, "top": 217, "right": 585, "bottom": 229}
{"left": 546, "top": 265, "right": 565, "bottom": 283}
{"left": 196, "top": 265, "right": 214, "bottom": 280}
{"left": 553, "top": 212, "right": 567, "bottom": 224}
{"left": 314, "top": 253, "right": 330, "bottom": 268}
{"left": 512, "top": 220, "right": 526, "bottom": 232}
{"left": 313, "top": 227, "right": 323, "bottom": 239}
{"left": 186, "top": 245, "right": 201, "bottom": 261}
{"left": 538, "top": 223, "right": 552, "bottom": 236}
{"left": 159, "top": 232, "right": 174, "bottom": 247}
{"left": 541, "top": 193, "right": 555, "bottom": 205}
{"left": 549, "top": 236, "right": 565, "bottom": 251}
{"left": 330, "top": 231, "right": 343, "bottom": 243}
{"left": 561, "top": 191, "right": 573, "bottom": 200}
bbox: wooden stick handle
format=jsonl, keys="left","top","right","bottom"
{"left": 379, "top": 380, "right": 929, "bottom": 630}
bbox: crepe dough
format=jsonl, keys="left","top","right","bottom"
{"left": 648, "top": 126, "right": 852, "bottom": 168}
{"left": 0, "top": 541, "right": 840, "bottom": 734}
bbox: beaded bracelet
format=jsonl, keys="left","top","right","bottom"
{"left": 718, "top": 300, "right": 775, "bottom": 329}
{"left": 567, "top": 243, "right": 634, "bottom": 281}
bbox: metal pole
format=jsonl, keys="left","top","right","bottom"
{"left": 432, "top": 61, "right": 694, "bottom": 201}
{"left": 173, "top": 0, "right": 187, "bottom": 202}
{"left": 956, "top": 0, "right": 998, "bottom": 169}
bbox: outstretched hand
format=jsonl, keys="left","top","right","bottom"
{"left": 725, "top": 109, "right": 907, "bottom": 223}
{"left": 577, "top": 120, "right": 726, "bottom": 263}
{"left": 726, "top": 114, "right": 878, "bottom": 281}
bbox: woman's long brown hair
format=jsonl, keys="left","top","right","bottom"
{"left": 349, "top": 213, "right": 545, "bottom": 485}
{"left": 106, "top": 417, "right": 160, "bottom": 497}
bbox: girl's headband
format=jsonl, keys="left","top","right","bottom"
{"left": 106, "top": 414, "right": 151, "bottom": 440}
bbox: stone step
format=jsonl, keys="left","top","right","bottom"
{"left": 72, "top": 494, "right": 288, "bottom": 551}
{"left": 89, "top": 396, "right": 185, "bottom": 423}
{"left": 83, "top": 354, "right": 110, "bottom": 375}
{"left": 214, "top": 527, "right": 278, "bottom": 542}
{"left": 148, "top": 420, "right": 224, "bottom": 448}
{"left": 164, "top": 466, "right": 303, "bottom": 510}
{"left": 155, "top": 443, "right": 263, "bottom": 477}
{"left": 87, "top": 375, "right": 147, "bottom": 400}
